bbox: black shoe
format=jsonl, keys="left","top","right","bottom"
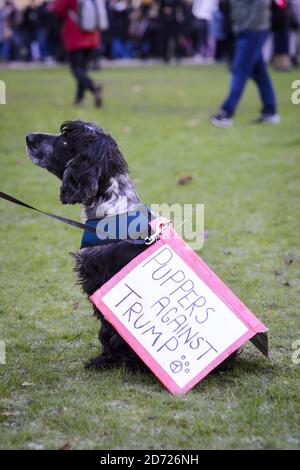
{"left": 252, "top": 113, "right": 281, "bottom": 125}
{"left": 210, "top": 110, "right": 233, "bottom": 128}
{"left": 94, "top": 84, "right": 103, "bottom": 108}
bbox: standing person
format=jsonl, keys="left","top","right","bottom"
{"left": 109, "top": 0, "right": 132, "bottom": 59}
{"left": 0, "top": 5, "right": 4, "bottom": 61}
{"left": 22, "top": 0, "right": 40, "bottom": 61}
{"left": 0, "top": 2, "right": 10, "bottom": 61}
{"left": 1, "top": 0, "right": 21, "bottom": 61}
{"left": 52, "top": 0, "right": 106, "bottom": 107}
{"left": 272, "top": 0, "right": 291, "bottom": 71}
{"left": 213, "top": 0, "right": 234, "bottom": 62}
{"left": 37, "top": 1, "right": 51, "bottom": 61}
{"left": 290, "top": 0, "right": 300, "bottom": 65}
{"left": 158, "top": 0, "right": 185, "bottom": 63}
{"left": 211, "top": 0, "right": 280, "bottom": 128}
{"left": 191, "top": 0, "right": 218, "bottom": 60}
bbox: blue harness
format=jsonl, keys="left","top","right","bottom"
{"left": 80, "top": 206, "right": 154, "bottom": 249}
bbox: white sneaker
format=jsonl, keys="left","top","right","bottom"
{"left": 210, "top": 111, "right": 233, "bottom": 129}
{"left": 254, "top": 113, "right": 281, "bottom": 124}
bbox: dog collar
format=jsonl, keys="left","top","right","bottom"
{"left": 80, "top": 206, "right": 154, "bottom": 249}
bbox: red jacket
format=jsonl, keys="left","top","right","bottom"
{"left": 52, "top": 0, "right": 100, "bottom": 51}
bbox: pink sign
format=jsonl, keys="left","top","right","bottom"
{"left": 90, "top": 225, "right": 268, "bottom": 395}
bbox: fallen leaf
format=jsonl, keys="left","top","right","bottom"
{"left": 177, "top": 175, "right": 193, "bottom": 185}
{"left": 186, "top": 118, "right": 199, "bottom": 128}
{"left": 274, "top": 270, "right": 282, "bottom": 276}
{"left": 72, "top": 301, "right": 80, "bottom": 310}
{"left": 21, "top": 382, "right": 34, "bottom": 387}
{"left": 59, "top": 442, "right": 73, "bottom": 450}
{"left": 123, "top": 126, "right": 132, "bottom": 134}
{"left": 2, "top": 411, "right": 20, "bottom": 417}
{"left": 284, "top": 254, "right": 294, "bottom": 265}
{"left": 131, "top": 84, "right": 142, "bottom": 93}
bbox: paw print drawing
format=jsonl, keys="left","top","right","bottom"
{"left": 170, "top": 356, "right": 190, "bottom": 374}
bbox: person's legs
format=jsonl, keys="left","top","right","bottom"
{"left": 159, "top": 24, "right": 172, "bottom": 63}
{"left": 124, "top": 40, "right": 134, "bottom": 59}
{"left": 221, "top": 31, "right": 269, "bottom": 117}
{"left": 69, "top": 49, "right": 96, "bottom": 104}
{"left": 251, "top": 53, "right": 277, "bottom": 116}
{"left": 12, "top": 30, "right": 21, "bottom": 61}
{"left": 201, "top": 20, "right": 209, "bottom": 57}
{"left": 84, "top": 48, "right": 103, "bottom": 107}
{"left": 2, "top": 38, "right": 11, "bottom": 61}
{"left": 69, "top": 49, "right": 87, "bottom": 102}
{"left": 111, "top": 38, "right": 123, "bottom": 59}
{"left": 194, "top": 19, "right": 207, "bottom": 56}
{"left": 37, "top": 29, "right": 48, "bottom": 61}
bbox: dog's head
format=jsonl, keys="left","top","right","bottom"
{"left": 26, "top": 120, "right": 128, "bottom": 204}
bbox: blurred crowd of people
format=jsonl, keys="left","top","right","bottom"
{"left": 0, "top": 0, "right": 300, "bottom": 67}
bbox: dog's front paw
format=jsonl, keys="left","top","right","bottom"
{"left": 212, "top": 350, "right": 238, "bottom": 373}
{"left": 84, "top": 355, "right": 115, "bottom": 370}
{"left": 85, "top": 356, "right": 105, "bottom": 370}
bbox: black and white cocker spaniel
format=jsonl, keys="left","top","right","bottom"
{"left": 26, "top": 120, "right": 237, "bottom": 373}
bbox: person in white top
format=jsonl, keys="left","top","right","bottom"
{"left": 192, "top": 0, "right": 219, "bottom": 21}
{"left": 191, "top": 0, "right": 219, "bottom": 59}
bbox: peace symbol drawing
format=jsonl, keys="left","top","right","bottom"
{"left": 170, "top": 356, "right": 190, "bottom": 374}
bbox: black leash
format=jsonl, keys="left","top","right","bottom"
{"left": 0, "top": 190, "right": 97, "bottom": 234}
{"left": 0, "top": 191, "right": 156, "bottom": 246}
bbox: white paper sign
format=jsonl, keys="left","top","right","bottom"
{"left": 91, "top": 228, "right": 267, "bottom": 394}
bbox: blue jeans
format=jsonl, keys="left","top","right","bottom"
{"left": 222, "top": 31, "right": 277, "bottom": 117}
{"left": 111, "top": 38, "right": 133, "bottom": 59}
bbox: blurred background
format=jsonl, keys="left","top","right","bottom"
{"left": 0, "top": 0, "right": 300, "bottom": 451}
{"left": 0, "top": 0, "right": 299, "bottom": 70}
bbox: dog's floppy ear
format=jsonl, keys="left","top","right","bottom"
{"left": 60, "top": 133, "right": 128, "bottom": 205}
{"left": 60, "top": 153, "right": 100, "bottom": 204}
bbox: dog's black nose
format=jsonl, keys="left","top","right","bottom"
{"left": 26, "top": 134, "right": 35, "bottom": 145}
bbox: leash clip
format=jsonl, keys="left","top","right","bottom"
{"left": 144, "top": 220, "right": 170, "bottom": 246}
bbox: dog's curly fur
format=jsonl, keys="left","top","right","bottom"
{"left": 26, "top": 120, "right": 237, "bottom": 373}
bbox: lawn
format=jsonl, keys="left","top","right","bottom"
{"left": 0, "top": 63, "right": 299, "bottom": 450}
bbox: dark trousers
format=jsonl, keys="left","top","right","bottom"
{"left": 192, "top": 18, "right": 209, "bottom": 56}
{"left": 69, "top": 48, "right": 96, "bottom": 101}
{"left": 159, "top": 22, "right": 180, "bottom": 62}
{"left": 222, "top": 31, "right": 277, "bottom": 117}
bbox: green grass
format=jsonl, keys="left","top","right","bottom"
{"left": 0, "top": 64, "right": 299, "bottom": 450}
